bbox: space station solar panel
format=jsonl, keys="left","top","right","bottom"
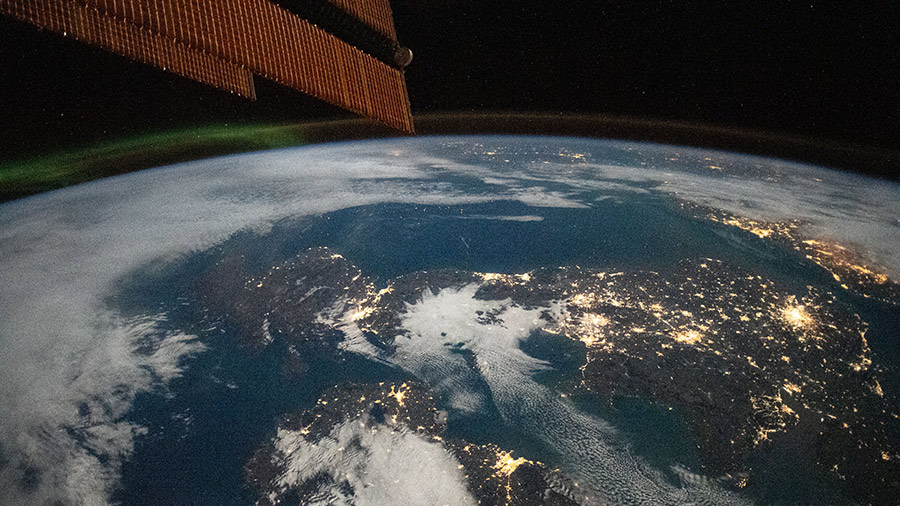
{"left": 0, "top": 0, "right": 414, "bottom": 133}
{"left": 325, "top": 0, "right": 398, "bottom": 39}
{"left": 0, "top": 0, "right": 258, "bottom": 98}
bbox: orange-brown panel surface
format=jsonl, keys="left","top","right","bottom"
{"left": 0, "top": 0, "right": 255, "bottom": 97}
{"left": 325, "top": 0, "right": 398, "bottom": 40}
{"left": 1, "top": 0, "right": 413, "bottom": 133}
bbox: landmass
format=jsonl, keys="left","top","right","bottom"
{"left": 246, "top": 381, "right": 586, "bottom": 505}
{"left": 202, "top": 246, "right": 900, "bottom": 505}
{"left": 685, "top": 201, "right": 900, "bottom": 304}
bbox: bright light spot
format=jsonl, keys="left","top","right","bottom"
{"left": 783, "top": 382, "right": 802, "bottom": 395}
{"left": 352, "top": 305, "right": 375, "bottom": 321}
{"left": 576, "top": 313, "right": 610, "bottom": 348}
{"left": 672, "top": 330, "right": 702, "bottom": 345}
{"left": 492, "top": 450, "right": 530, "bottom": 478}
{"left": 782, "top": 304, "right": 813, "bottom": 329}
{"left": 388, "top": 383, "right": 410, "bottom": 407}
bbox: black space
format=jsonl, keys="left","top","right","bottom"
{"left": 1, "top": 1, "right": 898, "bottom": 177}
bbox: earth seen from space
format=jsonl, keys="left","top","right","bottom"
{"left": 1, "top": 135, "right": 899, "bottom": 505}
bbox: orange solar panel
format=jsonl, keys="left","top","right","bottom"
{"left": 0, "top": 0, "right": 414, "bottom": 133}
{"left": 0, "top": 0, "right": 256, "bottom": 97}
{"left": 325, "top": 0, "right": 397, "bottom": 40}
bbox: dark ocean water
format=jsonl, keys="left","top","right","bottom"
{"left": 114, "top": 189, "right": 897, "bottom": 505}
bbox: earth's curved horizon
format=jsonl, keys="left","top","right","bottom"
{"left": 3, "top": 113, "right": 898, "bottom": 204}
{"left": 0, "top": 134, "right": 898, "bottom": 505}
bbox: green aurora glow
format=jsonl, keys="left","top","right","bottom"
{"left": 0, "top": 123, "right": 313, "bottom": 202}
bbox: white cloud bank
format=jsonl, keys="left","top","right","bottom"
{"left": 271, "top": 417, "right": 477, "bottom": 506}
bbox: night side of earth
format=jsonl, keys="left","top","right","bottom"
{"left": 0, "top": 136, "right": 898, "bottom": 506}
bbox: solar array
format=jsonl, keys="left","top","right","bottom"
{"left": 1, "top": 0, "right": 414, "bottom": 133}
